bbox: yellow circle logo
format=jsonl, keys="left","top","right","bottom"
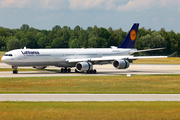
{"left": 130, "top": 30, "right": 136, "bottom": 41}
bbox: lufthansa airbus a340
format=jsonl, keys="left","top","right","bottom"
{"left": 1, "top": 23, "right": 167, "bottom": 74}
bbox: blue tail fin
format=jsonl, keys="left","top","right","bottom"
{"left": 118, "top": 23, "right": 139, "bottom": 48}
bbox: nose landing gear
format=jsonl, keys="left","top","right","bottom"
{"left": 12, "top": 66, "right": 18, "bottom": 74}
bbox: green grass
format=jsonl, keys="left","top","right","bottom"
{"left": 1, "top": 75, "right": 180, "bottom": 94}
{"left": 0, "top": 102, "right": 180, "bottom": 120}
{"left": 134, "top": 57, "right": 180, "bottom": 64}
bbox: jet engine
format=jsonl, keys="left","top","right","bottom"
{"left": 33, "top": 66, "right": 47, "bottom": 70}
{"left": 75, "top": 62, "right": 93, "bottom": 72}
{"left": 113, "top": 60, "right": 130, "bottom": 69}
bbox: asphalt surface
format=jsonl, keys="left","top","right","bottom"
{"left": 0, "top": 62, "right": 180, "bottom": 78}
{"left": 0, "top": 94, "right": 180, "bottom": 101}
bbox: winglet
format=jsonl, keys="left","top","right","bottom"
{"left": 118, "top": 23, "right": 139, "bottom": 48}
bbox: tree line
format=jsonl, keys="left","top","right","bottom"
{"left": 0, "top": 24, "right": 180, "bottom": 55}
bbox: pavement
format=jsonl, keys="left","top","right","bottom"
{"left": 0, "top": 94, "right": 180, "bottom": 101}
{"left": 0, "top": 62, "right": 180, "bottom": 78}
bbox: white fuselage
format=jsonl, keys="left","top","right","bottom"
{"left": 1, "top": 48, "right": 133, "bottom": 67}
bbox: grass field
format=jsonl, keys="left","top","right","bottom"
{"left": 0, "top": 102, "right": 180, "bottom": 120}
{"left": 0, "top": 75, "right": 180, "bottom": 94}
{"left": 134, "top": 57, "right": 180, "bottom": 64}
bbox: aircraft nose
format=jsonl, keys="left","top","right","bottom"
{"left": 1, "top": 56, "right": 7, "bottom": 62}
{"left": 1, "top": 56, "right": 5, "bottom": 62}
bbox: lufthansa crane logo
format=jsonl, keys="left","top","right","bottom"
{"left": 130, "top": 30, "right": 136, "bottom": 41}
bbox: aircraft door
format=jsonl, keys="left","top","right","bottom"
{"left": 17, "top": 51, "right": 23, "bottom": 61}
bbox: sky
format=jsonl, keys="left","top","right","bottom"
{"left": 0, "top": 0, "right": 180, "bottom": 32}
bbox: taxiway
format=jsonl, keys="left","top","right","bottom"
{"left": 0, "top": 63, "right": 180, "bottom": 77}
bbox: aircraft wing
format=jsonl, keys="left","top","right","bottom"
{"left": 66, "top": 55, "right": 167, "bottom": 63}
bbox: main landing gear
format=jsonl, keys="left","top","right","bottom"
{"left": 61, "top": 68, "right": 71, "bottom": 73}
{"left": 12, "top": 66, "right": 18, "bottom": 74}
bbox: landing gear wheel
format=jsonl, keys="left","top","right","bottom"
{"left": 61, "top": 68, "right": 71, "bottom": 73}
{"left": 67, "top": 68, "right": 71, "bottom": 73}
{"left": 90, "top": 70, "right": 93, "bottom": 74}
{"left": 87, "top": 69, "right": 97, "bottom": 74}
{"left": 61, "top": 68, "right": 64, "bottom": 73}
{"left": 13, "top": 70, "right": 18, "bottom": 74}
{"left": 93, "top": 69, "right": 97, "bottom": 74}
{"left": 75, "top": 69, "right": 78, "bottom": 73}
{"left": 64, "top": 68, "right": 67, "bottom": 73}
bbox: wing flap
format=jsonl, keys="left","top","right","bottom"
{"left": 67, "top": 56, "right": 130, "bottom": 63}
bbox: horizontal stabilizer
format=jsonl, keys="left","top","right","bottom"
{"left": 129, "top": 48, "right": 165, "bottom": 54}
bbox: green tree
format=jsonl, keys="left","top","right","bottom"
{"left": 7, "top": 37, "right": 19, "bottom": 50}
{"left": 88, "top": 37, "right": 98, "bottom": 48}
{"left": 177, "top": 33, "right": 180, "bottom": 54}
{"left": 151, "top": 31, "right": 165, "bottom": 48}
{"left": 167, "top": 30, "right": 178, "bottom": 53}
{"left": 51, "top": 38, "right": 64, "bottom": 48}
{"left": 36, "top": 32, "right": 45, "bottom": 41}
{"left": 0, "top": 28, "right": 11, "bottom": 37}
{"left": 52, "top": 25, "right": 61, "bottom": 33}
{"left": 57, "top": 29, "right": 63, "bottom": 38}
{"left": 139, "top": 34, "right": 154, "bottom": 49}
{"left": 78, "top": 30, "right": 88, "bottom": 48}
{"left": 87, "top": 27, "right": 93, "bottom": 33}
{"left": 60, "top": 30, "right": 70, "bottom": 48}
{"left": 112, "top": 28, "right": 126, "bottom": 47}
{"left": 48, "top": 31, "right": 56, "bottom": 44}
{"left": 69, "top": 38, "right": 79, "bottom": 48}
{"left": 159, "top": 28, "right": 169, "bottom": 54}
{"left": 0, "top": 36, "right": 7, "bottom": 49}
{"left": 74, "top": 25, "right": 81, "bottom": 32}
{"left": 19, "top": 37, "right": 29, "bottom": 48}
{"left": 38, "top": 36, "right": 49, "bottom": 48}
{"left": 25, "top": 32, "right": 38, "bottom": 48}
{"left": 20, "top": 24, "right": 29, "bottom": 30}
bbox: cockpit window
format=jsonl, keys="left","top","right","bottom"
{"left": 4, "top": 54, "right": 13, "bottom": 57}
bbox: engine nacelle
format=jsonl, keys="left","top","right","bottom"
{"left": 33, "top": 66, "right": 47, "bottom": 70}
{"left": 113, "top": 60, "right": 130, "bottom": 69}
{"left": 75, "top": 62, "right": 93, "bottom": 72}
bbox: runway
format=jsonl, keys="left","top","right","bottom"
{"left": 0, "top": 94, "right": 180, "bottom": 101}
{"left": 0, "top": 62, "right": 180, "bottom": 77}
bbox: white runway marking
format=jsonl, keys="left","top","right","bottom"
{"left": 0, "top": 94, "right": 180, "bottom": 101}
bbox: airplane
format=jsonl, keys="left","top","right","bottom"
{"left": 1, "top": 23, "right": 167, "bottom": 74}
